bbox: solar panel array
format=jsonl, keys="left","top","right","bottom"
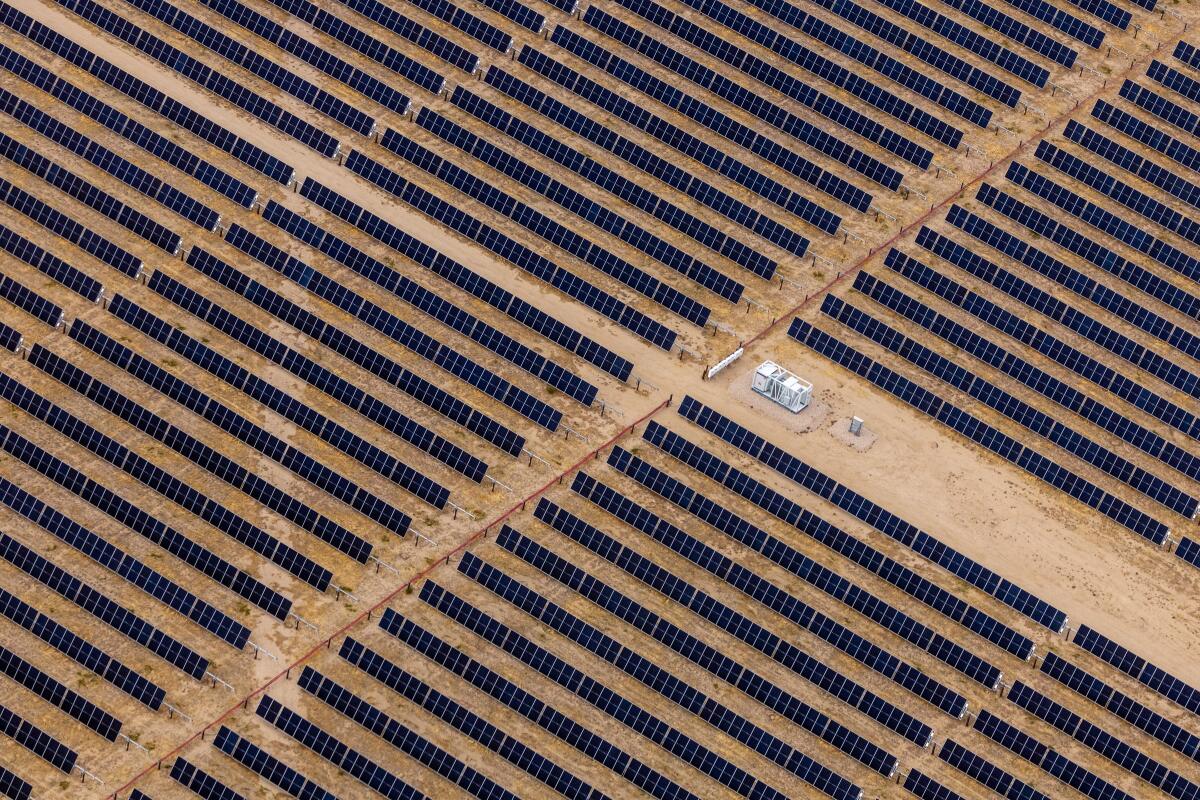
{"left": 0, "top": 0, "right": 1188, "bottom": 791}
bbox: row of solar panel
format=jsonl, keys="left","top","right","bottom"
{"left": 1034, "top": 137, "right": 1200, "bottom": 250}
{"left": 758, "top": 0, "right": 1013, "bottom": 108}
{"left": 27, "top": 340, "right": 342, "bottom": 586}
{"left": 972, "top": 709, "right": 1135, "bottom": 800}
{"left": 572, "top": 464, "right": 979, "bottom": 716}
{"left": 0, "top": 702, "right": 77, "bottom": 774}
{"left": 1073, "top": 625, "right": 1200, "bottom": 716}
{"left": 1122, "top": 80, "right": 1200, "bottom": 141}
{"left": 330, "top": 0, "right": 482, "bottom": 70}
{"left": 937, "top": 0, "right": 1078, "bottom": 65}
{"left": 1065, "top": 120, "right": 1200, "bottom": 215}
{"left": 0, "top": 180, "right": 137, "bottom": 283}
{"left": 119, "top": 276, "right": 451, "bottom": 512}
{"left": 218, "top": 226, "right": 530, "bottom": 455}
{"left": 902, "top": 769, "right": 964, "bottom": 800}
{"left": 475, "top": 0, "right": 544, "bottom": 31}
{"left": 670, "top": 397, "right": 1067, "bottom": 631}
{"left": 90, "top": 296, "right": 415, "bottom": 537}
{"left": 901, "top": 235, "right": 1200, "bottom": 478}
{"left": 787, "top": 320, "right": 1171, "bottom": 542}
{"left": 256, "top": 694, "right": 426, "bottom": 799}
{"left": 447, "top": 559, "right": 848, "bottom": 800}
{"left": 935, "top": 208, "right": 1200, "bottom": 430}
{"left": 0, "top": 412, "right": 293, "bottom": 622}
{"left": 449, "top": 87, "right": 783, "bottom": 276}
{"left": 402, "top": 0, "right": 511, "bottom": 51}
{"left": 541, "top": 488, "right": 944, "bottom": 739}
{"left": 0, "top": 132, "right": 180, "bottom": 254}
{"left": 153, "top": 267, "right": 484, "bottom": 489}
{"left": 1006, "top": 680, "right": 1197, "bottom": 799}
{"left": 183, "top": 249, "right": 493, "bottom": 479}
{"left": 170, "top": 758, "right": 246, "bottom": 800}
{"left": 504, "top": 38, "right": 894, "bottom": 196}
{"left": 1178, "top": 536, "right": 1200, "bottom": 572}
{"left": 0, "top": 579, "right": 164, "bottom": 709}
{"left": 0, "top": 467, "right": 250, "bottom": 648}
{"left": 0, "top": 87, "right": 220, "bottom": 230}
{"left": 0, "top": 268, "right": 63, "bottom": 327}
{"left": 847, "top": 268, "right": 1199, "bottom": 515}
{"left": 483, "top": 66, "right": 854, "bottom": 258}
{"left": 937, "top": 739, "right": 1049, "bottom": 800}
{"left": 1151, "top": 59, "right": 1200, "bottom": 107}
{"left": 413, "top": 107, "right": 747, "bottom": 300}
{"left": 369, "top": 124, "right": 705, "bottom": 326}
{"left": 259, "top": 198, "right": 573, "bottom": 425}
{"left": 947, "top": 200, "right": 1200, "bottom": 377}
{"left": 56, "top": 0, "right": 340, "bottom": 155}
{"left": 557, "top": 12, "right": 944, "bottom": 167}
{"left": 968, "top": 182, "right": 1200, "bottom": 354}
{"left": 278, "top": 174, "right": 631, "bottom": 384}
{"left": 189, "top": 0, "right": 412, "bottom": 117}
{"left": 298, "top": 667, "right": 519, "bottom": 800}
{"left": 1040, "top": 650, "right": 1200, "bottom": 762}
{"left": 0, "top": 23, "right": 292, "bottom": 184}
{"left": 491, "top": 524, "right": 896, "bottom": 785}
{"left": 0, "top": 319, "right": 21, "bottom": 351}
{"left": 1064, "top": 0, "right": 1130, "bottom": 28}
{"left": 526, "top": 35, "right": 842, "bottom": 241}
{"left": 609, "top": 0, "right": 974, "bottom": 146}
{"left": 0, "top": 763, "right": 30, "bottom": 800}
{"left": 380, "top": 607, "right": 698, "bottom": 800}
{"left": 681, "top": 0, "right": 998, "bottom": 122}
{"left": 339, "top": 637, "right": 606, "bottom": 800}
{"left": 319, "top": 153, "right": 678, "bottom": 349}
{"left": 213, "top": 726, "right": 334, "bottom": 800}
{"left": 0, "top": 641, "right": 121, "bottom": 741}
{"left": 1006, "top": 161, "right": 1200, "bottom": 285}
{"left": 0, "top": 220, "right": 103, "bottom": 304}
{"left": 74, "top": 314, "right": 384, "bottom": 561}
{"left": 587, "top": 2, "right": 879, "bottom": 211}
{"left": 3, "top": 347, "right": 309, "bottom": 623}
{"left": 267, "top": 0, "right": 445, "bottom": 92}
{"left": 119, "top": 0, "right": 382, "bottom": 135}
{"left": 1000, "top": 0, "right": 1102, "bottom": 46}
{"left": 865, "top": 0, "right": 1047, "bottom": 86}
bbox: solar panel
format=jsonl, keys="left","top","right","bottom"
{"left": 0, "top": 178, "right": 141, "bottom": 278}
{"left": 0, "top": 21, "right": 291, "bottom": 182}
{"left": 509, "top": 514, "right": 908, "bottom": 768}
{"left": 297, "top": 668, "right": 520, "bottom": 800}
{"left": 0, "top": 86, "right": 220, "bottom": 229}
{"left": 937, "top": 0, "right": 1077, "bottom": 65}
{"left": 0, "top": 532, "right": 207, "bottom": 679}
{"left": 0, "top": 581, "right": 164, "bottom": 709}
{"left": 0, "top": 429, "right": 249, "bottom": 647}
{"left": 339, "top": 637, "right": 605, "bottom": 800}
{"left": 787, "top": 320, "right": 1172, "bottom": 541}
{"left": 193, "top": 0, "right": 411, "bottom": 115}
{"left": 0, "top": 762, "right": 31, "bottom": 800}
{"left": 170, "top": 758, "right": 246, "bottom": 800}
{"left": 938, "top": 739, "right": 1050, "bottom": 800}
{"left": 58, "top": 0, "right": 340, "bottom": 154}
{"left": 568, "top": 470, "right": 968, "bottom": 719}
{"left": 1074, "top": 625, "right": 1200, "bottom": 715}
{"left": 992, "top": 0, "right": 1102, "bottom": 45}
{"left": 847, "top": 268, "right": 1198, "bottom": 516}
{"left": 903, "top": 769, "right": 964, "bottom": 800}
{"left": 404, "top": 0, "right": 512, "bottom": 51}
{"left": 213, "top": 727, "right": 336, "bottom": 800}
{"left": 0, "top": 129, "right": 182, "bottom": 252}
{"left": 380, "top": 609, "right": 701, "bottom": 800}
{"left": 366, "top": 131, "right": 713, "bottom": 326}
{"left": 324, "top": 0, "right": 479, "bottom": 71}
{"left": 669, "top": 399, "right": 1066, "bottom": 630}
{"left": 255, "top": 695, "right": 426, "bottom": 800}
{"left": 0, "top": 703, "right": 77, "bottom": 773}
{"left": 0, "top": 644, "right": 121, "bottom": 739}
{"left": 417, "top": 108, "right": 747, "bottom": 300}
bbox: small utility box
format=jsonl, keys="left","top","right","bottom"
{"left": 752, "top": 361, "right": 812, "bottom": 413}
